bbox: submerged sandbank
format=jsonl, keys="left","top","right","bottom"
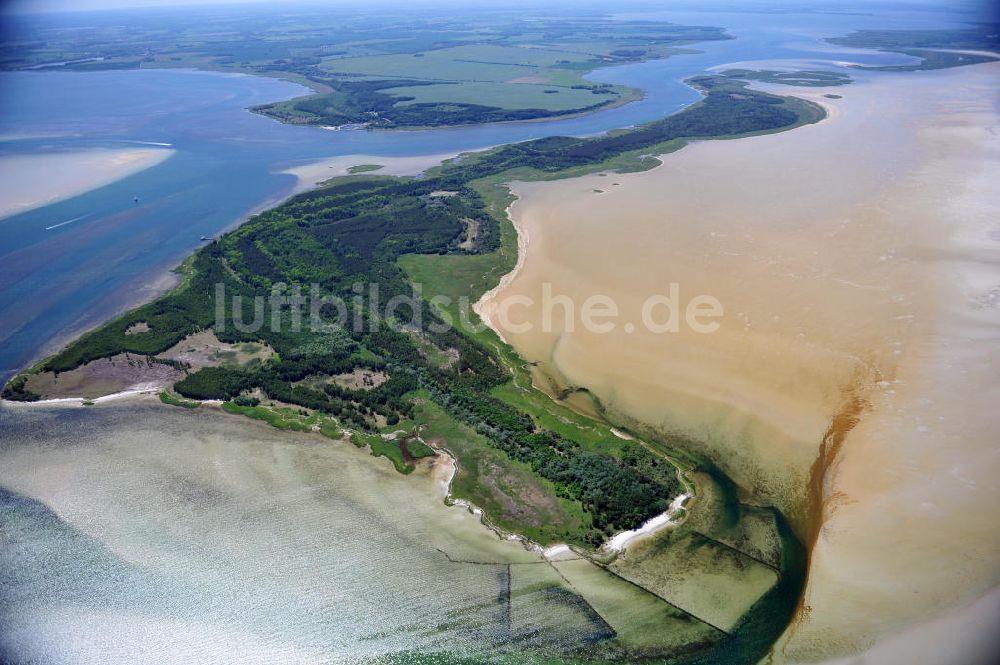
{"left": 0, "top": 147, "right": 174, "bottom": 220}
{"left": 479, "top": 62, "right": 1000, "bottom": 662}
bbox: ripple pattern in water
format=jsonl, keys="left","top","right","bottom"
{"left": 0, "top": 403, "right": 622, "bottom": 664}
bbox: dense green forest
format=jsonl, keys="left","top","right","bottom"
{"left": 4, "top": 75, "right": 823, "bottom": 550}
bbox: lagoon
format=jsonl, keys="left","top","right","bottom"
{"left": 0, "top": 399, "right": 725, "bottom": 663}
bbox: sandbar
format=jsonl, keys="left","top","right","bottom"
{"left": 279, "top": 152, "right": 459, "bottom": 195}
{"left": 0, "top": 147, "right": 174, "bottom": 219}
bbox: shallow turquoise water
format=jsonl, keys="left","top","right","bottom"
{"left": 0, "top": 403, "right": 627, "bottom": 664}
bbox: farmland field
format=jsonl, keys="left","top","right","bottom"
{"left": 385, "top": 81, "right": 612, "bottom": 112}
{"left": 1, "top": 9, "right": 728, "bottom": 128}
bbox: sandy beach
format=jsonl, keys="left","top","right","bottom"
{"left": 478, "top": 62, "right": 1000, "bottom": 663}
{"left": 0, "top": 147, "right": 174, "bottom": 220}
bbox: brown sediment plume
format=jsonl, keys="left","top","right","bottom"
{"left": 0, "top": 147, "right": 174, "bottom": 220}
{"left": 810, "top": 387, "right": 869, "bottom": 538}
{"left": 481, "top": 61, "right": 1000, "bottom": 662}
{"left": 785, "top": 377, "right": 870, "bottom": 641}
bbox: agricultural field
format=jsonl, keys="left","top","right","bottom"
{"left": 320, "top": 43, "right": 600, "bottom": 80}
{"left": 0, "top": 7, "right": 729, "bottom": 127}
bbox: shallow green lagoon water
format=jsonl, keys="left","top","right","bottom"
{"left": 1, "top": 402, "right": 751, "bottom": 664}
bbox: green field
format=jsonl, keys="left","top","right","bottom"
{"left": 2, "top": 8, "right": 732, "bottom": 128}
{"left": 321, "top": 44, "right": 598, "bottom": 81}
{"left": 386, "top": 81, "right": 610, "bottom": 112}
{"left": 311, "top": 43, "right": 631, "bottom": 119}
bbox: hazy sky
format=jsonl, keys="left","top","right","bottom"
{"left": 4, "top": 0, "right": 279, "bottom": 11}
{"left": 4, "top": 0, "right": 996, "bottom": 17}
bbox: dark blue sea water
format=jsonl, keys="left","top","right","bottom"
{"left": 0, "top": 7, "right": 963, "bottom": 381}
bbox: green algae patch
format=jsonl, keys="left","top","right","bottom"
{"left": 159, "top": 391, "right": 200, "bottom": 409}
{"left": 221, "top": 401, "right": 342, "bottom": 440}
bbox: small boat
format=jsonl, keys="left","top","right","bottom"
{"left": 133, "top": 196, "right": 139, "bottom": 204}
{"left": 200, "top": 235, "right": 213, "bottom": 241}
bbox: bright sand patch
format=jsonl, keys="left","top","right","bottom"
{"left": 0, "top": 147, "right": 174, "bottom": 219}
{"left": 478, "top": 63, "right": 1000, "bottom": 662}
{"left": 279, "top": 152, "right": 458, "bottom": 194}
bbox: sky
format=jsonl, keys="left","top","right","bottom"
{"left": 3, "top": 0, "right": 997, "bottom": 18}
{"left": 3, "top": 0, "right": 278, "bottom": 11}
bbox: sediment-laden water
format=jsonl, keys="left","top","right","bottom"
{"left": 0, "top": 7, "right": 944, "bottom": 382}
{"left": 479, "top": 63, "right": 1000, "bottom": 663}
{"left": 2, "top": 6, "right": 995, "bottom": 664}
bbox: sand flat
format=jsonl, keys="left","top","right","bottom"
{"left": 0, "top": 147, "right": 174, "bottom": 220}
{"left": 479, "top": 62, "right": 1000, "bottom": 662}
{"left": 279, "top": 152, "right": 458, "bottom": 194}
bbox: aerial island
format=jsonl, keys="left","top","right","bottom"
{"left": 2, "top": 5, "right": 999, "bottom": 665}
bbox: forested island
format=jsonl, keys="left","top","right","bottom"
{"left": 1, "top": 0, "right": 999, "bottom": 655}
{"left": 6, "top": 7, "right": 1000, "bottom": 659}
{"left": 4, "top": 74, "right": 821, "bottom": 532}
{"left": 4, "top": 73, "right": 825, "bottom": 662}
{"left": 8, "top": 18, "right": 998, "bottom": 655}
{"left": 827, "top": 26, "right": 998, "bottom": 70}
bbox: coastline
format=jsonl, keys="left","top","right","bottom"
{"left": 279, "top": 152, "right": 462, "bottom": 195}
{"left": 483, "top": 71, "right": 908, "bottom": 536}
{"left": 398, "top": 435, "right": 687, "bottom": 560}
{"left": 4, "top": 76, "right": 827, "bottom": 562}
{"left": 471, "top": 82, "right": 834, "bottom": 344}
{"left": 471, "top": 198, "right": 529, "bottom": 345}
{"left": 3, "top": 379, "right": 691, "bottom": 561}
{"left": 0, "top": 67, "right": 847, "bottom": 663}
{"left": 8, "top": 11, "right": 998, "bottom": 659}
{"left": 481, "top": 61, "right": 1000, "bottom": 662}
{"left": 471, "top": 191, "right": 695, "bottom": 559}
{"left": 604, "top": 492, "right": 691, "bottom": 552}
{"left": 0, "top": 149, "right": 461, "bottom": 384}
{"left": 4, "top": 384, "right": 690, "bottom": 565}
